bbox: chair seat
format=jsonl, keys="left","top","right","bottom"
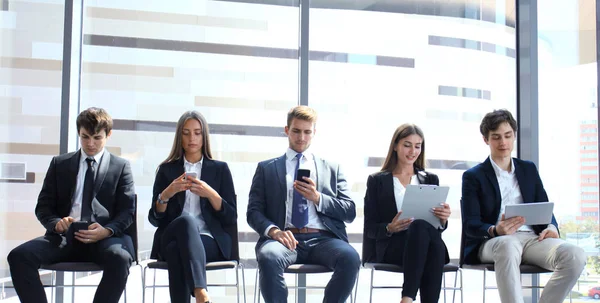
{"left": 285, "top": 264, "right": 332, "bottom": 274}
{"left": 41, "top": 262, "right": 103, "bottom": 272}
{"left": 365, "top": 262, "right": 460, "bottom": 273}
{"left": 462, "top": 263, "right": 553, "bottom": 274}
{"left": 146, "top": 260, "right": 238, "bottom": 271}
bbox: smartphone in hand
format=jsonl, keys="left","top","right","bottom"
{"left": 185, "top": 171, "right": 198, "bottom": 180}
{"left": 296, "top": 169, "right": 310, "bottom": 183}
{"left": 72, "top": 221, "right": 91, "bottom": 232}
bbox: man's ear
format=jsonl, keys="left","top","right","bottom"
{"left": 106, "top": 130, "right": 112, "bottom": 139}
{"left": 482, "top": 135, "right": 489, "bottom": 145}
{"left": 284, "top": 126, "right": 289, "bottom": 136}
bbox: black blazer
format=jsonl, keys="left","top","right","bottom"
{"left": 460, "top": 157, "right": 559, "bottom": 265}
{"left": 35, "top": 150, "right": 136, "bottom": 237}
{"left": 363, "top": 168, "right": 449, "bottom": 264}
{"left": 148, "top": 157, "right": 237, "bottom": 260}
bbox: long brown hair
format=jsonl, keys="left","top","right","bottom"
{"left": 381, "top": 123, "right": 426, "bottom": 172}
{"left": 161, "top": 111, "right": 213, "bottom": 165}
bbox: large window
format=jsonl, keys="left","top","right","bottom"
{"left": 0, "top": 0, "right": 64, "bottom": 297}
{"left": 538, "top": 1, "right": 599, "bottom": 299}
{"left": 308, "top": 1, "right": 516, "bottom": 302}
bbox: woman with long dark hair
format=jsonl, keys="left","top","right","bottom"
{"left": 148, "top": 111, "right": 237, "bottom": 303}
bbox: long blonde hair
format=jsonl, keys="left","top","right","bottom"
{"left": 381, "top": 124, "right": 426, "bottom": 172}
{"left": 161, "top": 111, "right": 213, "bottom": 165}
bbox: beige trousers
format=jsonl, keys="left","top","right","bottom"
{"left": 479, "top": 232, "right": 586, "bottom": 303}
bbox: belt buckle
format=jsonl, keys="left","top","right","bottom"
{"left": 299, "top": 227, "right": 308, "bottom": 233}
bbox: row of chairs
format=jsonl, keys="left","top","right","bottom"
{"left": 37, "top": 198, "right": 558, "bottom": 302}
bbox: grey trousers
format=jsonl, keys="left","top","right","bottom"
{"left": 479, "top": 232, "right": 586, "bottom": 303}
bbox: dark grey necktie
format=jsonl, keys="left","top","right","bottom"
{"left": 81, "top": 157, "right": 95, "bottom": 221}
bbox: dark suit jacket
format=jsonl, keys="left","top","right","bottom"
{"left": 246, "top": 154, "right": 355, "bottom": 249}
{"left": 35, "top": 150, "right": 135, "bottom": 238}
{"left": 363, "top": 168, "right": 449, "bottom": 263}
{"left": 148, "top": 157, "right": 237, "bottom": 260}
{"left": 460, "top": 157, "right": 559, "bottom": 265}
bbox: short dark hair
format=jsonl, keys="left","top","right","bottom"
{"left": 76, "top": 107, "right": 113, "bottom": 136}
{"left": 287, "top": 106, "right": 317, "bottom": 127}
{"left": 480, "top": 109, "right": 518, "bottom": 139}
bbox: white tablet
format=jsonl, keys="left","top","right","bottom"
{"left": 399, "top": 185, "right": 450, "bottom": 229}
{"left": 504, "top": 202, "right": 554, "bottom": 225}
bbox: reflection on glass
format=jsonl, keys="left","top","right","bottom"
{"left": 538, "top": 0, "right": 599, "bottom": 299}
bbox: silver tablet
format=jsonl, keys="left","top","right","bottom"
{"left": 504, "top": 202, "right": 554, "bottom": 225}
{"left": 399, "top": 185, "right": 450, "bottom": 229}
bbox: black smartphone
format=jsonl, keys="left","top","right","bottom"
{"left": 71, "top": 221, "right": 90, "bottom": 232}
{"left": 296, "top": 169, "right": 310, "bottom": 183}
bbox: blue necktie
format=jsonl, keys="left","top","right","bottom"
{"left": 291, "top": 153, "right": 308, "bottom": 228}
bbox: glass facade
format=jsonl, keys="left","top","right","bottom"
{"left": 0, "top": 0, "right": 597, "bottom": 302}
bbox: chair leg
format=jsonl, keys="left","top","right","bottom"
{"left": 236, "top": 263, "right": 240, "bottom": 303}
{"left": 369, "top": 268, "right": 374, "bottom": 303}
{"left": 71, "top": 272, "right": 75, "bottom": 303}
{"left": 240, "top": 264, "right": 247, "bottom": 303}
{"left": 254, "top": 268, "right": 261, "bottom": 303}
{"left": 142, "top": 266, "right": 147, "bottom": 303}
{"left": 451, "top": 270, "right": 458, "bottom": 303}
{"left": 352, "top": 269, "right": 359, "bottom": 303}
{"left": 152, "top": 268, "right": 157, "bottom": 303}
{"left": 443, "top": 272, "right": 447, "bottom": 303}
{"left": 482, "top": 270, "right": 487, "bottom": 303}
{"left": 294, "top": 273, "right": 298, "bottom": 303}
{"left": 124, "top": 285, "right": 127, "bottom": 303}
{"left": 50, "top": 271, "right": 55, "bottom": 303}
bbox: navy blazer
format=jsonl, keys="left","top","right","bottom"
{"left": 363, "top": 169, "right": 449, "bottom": 264}
{"left": 35, "top": 150, "right": 135, "bottom": 238}
{"left": 246, "top": 154, "right": 356, "bottom": 249}
{"left": 148, "top": 157, "right": 237, "bottom": 260}
{"left": 460, "top": 157, "right": 559, "bottom": 265}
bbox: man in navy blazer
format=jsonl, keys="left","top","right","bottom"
{"left": 7, "top": 108, "right": 135, "bottom": 303}
{"left": 247, "top": 106, "right": 360, "bottom": 303}
{"left": 461, "top": 109, "right": 585, "bottom": 303}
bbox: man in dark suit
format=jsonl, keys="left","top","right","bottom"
{"left": 247, "top": 106, "right": 360, "bottom": 303}
{"left": 461, "top": 109, "right": 585, "bottom": 303}
{"left": 7, "top": 107, "right": 135, "bottom": 303}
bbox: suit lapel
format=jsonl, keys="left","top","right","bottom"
{"left": 68, "top": 151, "right": 81, "bottom": 202}
{"left": 200, "top": 158, "right": 215, "bottom": 208}
{"left": 482, "top": 157, "right": 501, "bottom": 205}
{"left": 174, "top": 158, "right": 186, "bottom": 209}
{"left": 384, "top": 173, "right": 398, "bottom": 213}
{"left": 93, "top": 151, "right": 110, "bottom": 197}
{"left": 275, "top": 155, "right": 287, "bottom": 195}
{"left": 314, "top": 156, "right": 324, "bottom": 192}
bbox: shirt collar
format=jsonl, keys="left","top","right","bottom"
{"left": 286, "top": 147, "right": 313, "bottom": 162}
{"left": 489, "top": 155, "right": 515, "bottom": 176}
{"left": 184, "top": 155, "right": 203, "bottom": 167}
{"left": 81, "top": 148, "right": 105, "bottom": 164}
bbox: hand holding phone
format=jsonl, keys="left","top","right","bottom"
{"left": 296, "top": 169, "right": 310, "bottom": 183}
{"left": 72, "top": 221, "right": 91, "bottom": 232}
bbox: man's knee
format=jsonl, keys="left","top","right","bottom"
{"left": 256, "top": 242, "right": 289, "bottom": 270}
{"left": 8, "top": 245, "right": 33, "bottom": 267}
{"left": 335, "top": 245, "right": 360, "bottom": 273}
{"left": 557, "top": 244, "right": 586, "bottom": 274}
{"left": 492, "top": 237, "right": 523, "bottom": 263}
{"left": 103, "top": 247, "right": 133, "bottom": 269}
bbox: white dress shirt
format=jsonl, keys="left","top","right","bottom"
{"left": 182, "top": 156, "right": 212, "bottom": 237}
{"left": 490, "top": 156, "right": 551, "bottom": 233}
{"left": 70, "top": 149, "right": 105, "bottom": 221}
{"left": 263, "top": 148, "right": 326, "bottom": 237}
{"left": 393, "top": 175, "right": 420, "bottom": 213}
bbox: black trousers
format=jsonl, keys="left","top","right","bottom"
{"left": 160, "top": 215, "right": 225, "bottom": 303}
{"left": 7, "top": 232, "right": 134, "bottom": 303}
{"left": 383, "top": 219, "right": 446, "bottom": 303}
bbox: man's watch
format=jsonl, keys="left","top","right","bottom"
{"left": 157, "top": 193, "right": 169, "bottom": 205}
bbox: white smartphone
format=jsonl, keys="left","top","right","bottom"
{"left": 185, "top": 171, "right": 197, "bottom": 179}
